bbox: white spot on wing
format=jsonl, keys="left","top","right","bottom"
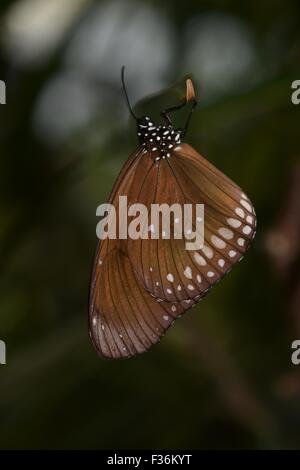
{"left": 243, "top": 225, "right": 252, "bottom": 235}
{"left": 211, "top": 235, "right": 226, "bottom": 249}
{"left": 235, "top": 207, "right": 245, "bottom": 218}
{"left": 184, "top": 266, "right": 193, "bottom": 279}
{"left": 194, "top": 252, "right": 206, "bottom": 266}
{"left": 240, "top": 199, "right": 252, "bottom": 213}
{"left": 202, "top": 245, "right": 213, "bottom": 259}
{"left": 238, "top": 237, "right": 245, "bottom": 247}
{"left": 227, "top": 218, "right": 241, "bottom": 228}
{"left": 218, "top": 227, "right": 234, "bottom": 240}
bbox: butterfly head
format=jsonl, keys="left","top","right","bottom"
{"left": 137, "top": 116, "right": 182, "bottom": 159}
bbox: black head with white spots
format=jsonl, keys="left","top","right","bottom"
{"left": 137, "top": 116, "right": 182, "bottom": 160}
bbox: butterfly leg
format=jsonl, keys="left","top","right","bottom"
{"left": 161, "top": 101, "right": 187, "bottom": 125}
{"left": 161, "top": 99, "right": 197, "bottom": 137}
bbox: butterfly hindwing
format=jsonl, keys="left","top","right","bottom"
{"left": 127, "top": 144, "right": 256, "bottom": 303}
{"left": 89, "top": 249, "right": 191, "bottom": 359}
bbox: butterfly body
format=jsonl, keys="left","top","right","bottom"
{"left": 88, "top": 71, "right": 256, "bottom": 359}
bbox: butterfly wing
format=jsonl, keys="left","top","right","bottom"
{"left": 173, "top": 143, "right": 257, "bottom": 257}
{"left": 89, "top": 147, "right": 152, "bottom": 356}
{"left": 127, "top": 143, "right": 256, "bottom": 303}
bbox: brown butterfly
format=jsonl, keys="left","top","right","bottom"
{"left": 89, "top": 68, "right": 256, "bottom": 359}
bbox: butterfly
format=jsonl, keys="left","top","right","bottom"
{"left": 89, "top": 67, "right": 256, "bottom": 359}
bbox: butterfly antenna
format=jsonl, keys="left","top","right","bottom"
{"left": 121, "top": 66, "right": 137, "bottom": 121}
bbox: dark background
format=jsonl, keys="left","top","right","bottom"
{"left": 0, "top": 0, "right": 300, "bottom": 450}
